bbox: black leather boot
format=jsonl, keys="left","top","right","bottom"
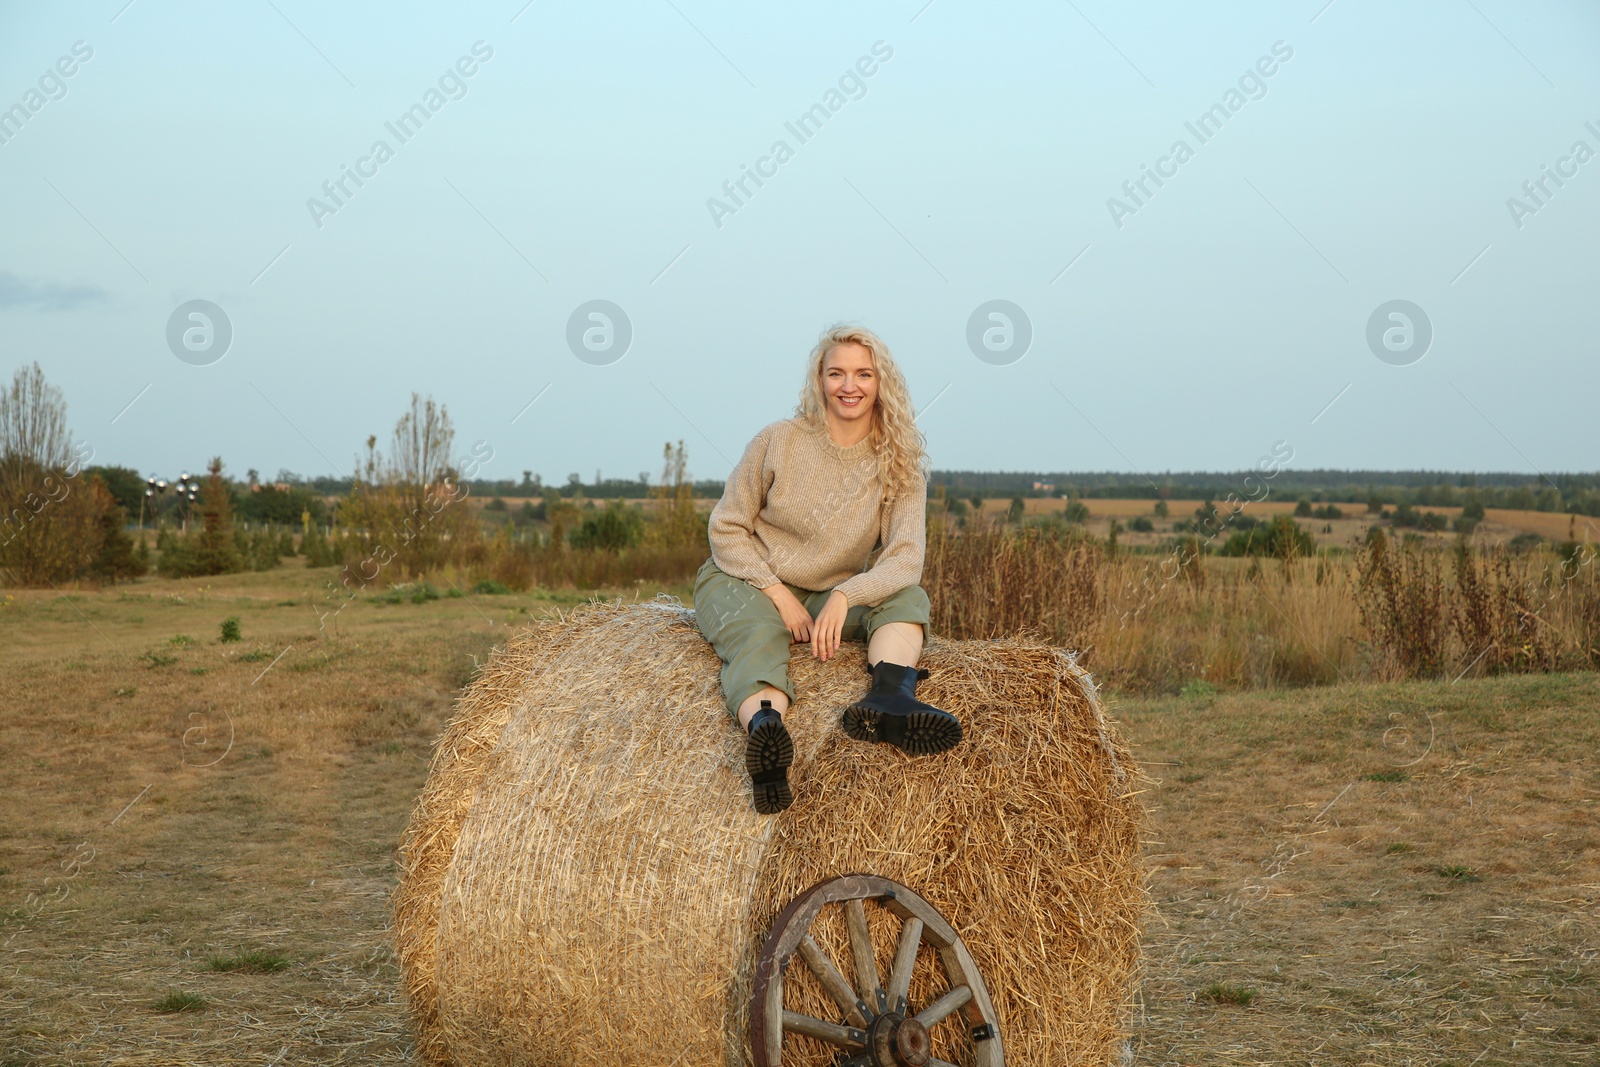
{"left": 745, "top": 700, "right": 794, "bottom": 814}
{"left": 841, "top": 661, "right": 962, "bottom": 755}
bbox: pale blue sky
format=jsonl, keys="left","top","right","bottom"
{"left": 2, "top": 1, "right": 1596, "bottom": 487}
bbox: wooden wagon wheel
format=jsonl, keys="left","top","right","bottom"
{"left": 750, "top": 874, "right": 1003, "bottom": 1067}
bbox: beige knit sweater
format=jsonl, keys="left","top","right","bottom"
{"left": 707, "top": 417, "right": 927, "bottom": 607}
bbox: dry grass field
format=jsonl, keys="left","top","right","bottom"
{"left": 1, "top": 565, "right": 1596, "bottom": 1065}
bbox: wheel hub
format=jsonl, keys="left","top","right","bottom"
{"left": 867, "top": 1010, "right": 930, "bottom": 1067}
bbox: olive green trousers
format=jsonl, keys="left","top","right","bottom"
{"left": 692, "top": 557, "right": 933, "bottom": 719}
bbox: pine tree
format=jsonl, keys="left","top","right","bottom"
{"left": 189, "top": 456, "right": 242, "bottom": 575}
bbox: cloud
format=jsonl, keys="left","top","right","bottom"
{"left": 0, "top": 270, "right": 108, "bottom": 311}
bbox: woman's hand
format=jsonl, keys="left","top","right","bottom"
{"left": 810, "top": 590, "right": 849, "bottom": 662}
{"left": 763, "top": 585, "right": 814, "bottom": 644}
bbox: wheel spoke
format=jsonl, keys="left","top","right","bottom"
{"left": 750, "top": 877, "right": 1005, "bottom": 1067}
{"left": 781, "top": 1010, "right": 866, "bottom": 1048}
{"left": 843, "top": 897, "right": 884, "bottom": 1012}
{"left": 799, "top": 934, "right": 871, "bottom": 1027}
{"left": 913, "top": 984, "right": 972, "bottom": 1027}
{"left": 885, "top": 915, "right": 923, "bottom": 1013}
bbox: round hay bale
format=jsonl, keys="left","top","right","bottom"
{"left": 394, "top": 596, "right": 1149, "bottom": 1066}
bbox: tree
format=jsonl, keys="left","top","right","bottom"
{"left": 159, "top": 457, "right": 243, "bottom": 577}
{"left": 236, "top": 482, "right": 324, "bottom": 525}
{"left": 85, "top": 465, "right": 144, "bottom": 515}
{"left": 338, "top": 394, "right": 478, "bottom": 579}
{"left": 647, "top": 440, "right": 703, "bottom": 550}
{"left": 89, "top": 478, "right": 146, "bottom": 581}
{"left": 0, "top": 363, "right": 118, "bottom": 585}
{"left": 0, "top": 363, "right": 71, "bottom": 471}
{"left": 1007, "top": 497, "right": 1025, "bottom": 524}
{"left": 570, "top": 499, "right": 644, "bottom": 551}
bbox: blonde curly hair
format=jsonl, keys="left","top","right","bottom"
{"left": 794, "top": 324, "right": 929, "bottom": 506}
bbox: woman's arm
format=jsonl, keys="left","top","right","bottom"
{"left": 706, "top": 423, "right": 783, "bottom": 590}
{"left": 831, "top": 474, "right": 927, "bottom": 608}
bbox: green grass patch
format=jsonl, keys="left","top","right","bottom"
{"left": 153, "top": 991, "right": 205, "bottom": 1013}
{"left": 471, "top": 578, "right": 511, "bottom": 595}
{"left": 239, "top": 649, "right": 273, "bottom": 662}
{"left": 206, "top": 949, "right": 289, "bottom": 974}
{"left": 1385, "top": 842, "right": 1415, "bottom": 855}
{"left": 1436, "top": 864, "right": 1482, "bottom": 881}
{"left": 140, "top": 652, "right": 177, "bottom": 669}
{"left": 168, "top": 634, "right": 193, "bottom": 647}
{"left": 1197, "top": 983, "right": 1256, "bottom": 1006}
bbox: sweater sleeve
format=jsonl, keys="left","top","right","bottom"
{"left": 706, "top": 424, "right": 783, "bottom": 590}
{"left": 832, "top": 474, "right": 927, "bottom": 608}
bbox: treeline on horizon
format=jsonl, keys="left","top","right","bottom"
{"left": 85, "top": 464, "right": 1600, "bottom": 521}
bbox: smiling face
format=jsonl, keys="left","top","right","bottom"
{"left": 821, "top": 341, "right": 878, "bottom": 433}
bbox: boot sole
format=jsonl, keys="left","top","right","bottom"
{"left": 841, "top": 703, "right": 963, "bottom": 755}
{"left": 746, "top": 716, "right": 794, "bottom": 814}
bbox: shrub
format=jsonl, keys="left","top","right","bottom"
{"left": 299, "top": 526, "right": 333, "bottom": 567}
{"left": 1062, "top": 498, "right": 1090, "bottom": 523}
{"left": 1453, "top": 542, "right": 1556, "bottom": 674}
{"left": 1219, "top": 515, "right": 1316, "bottom": 559}
{"left": 1128, "top": 516, "right": 1154, "bottom": 532}
{"left": 1355, "top": 530, "right": 1448, "bottom": 678}
{"left": 1294, "top": 498, "right": 1312, "bottom": 517}
{"left": 220, "top": 617, "right": 241, "bottom": 643}
{"left": 569, "top": 500, "right": 645, "bottom": 551}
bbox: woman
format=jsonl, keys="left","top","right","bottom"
{"left": 693, "top": 324, "right": 962, "bottom": 815}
